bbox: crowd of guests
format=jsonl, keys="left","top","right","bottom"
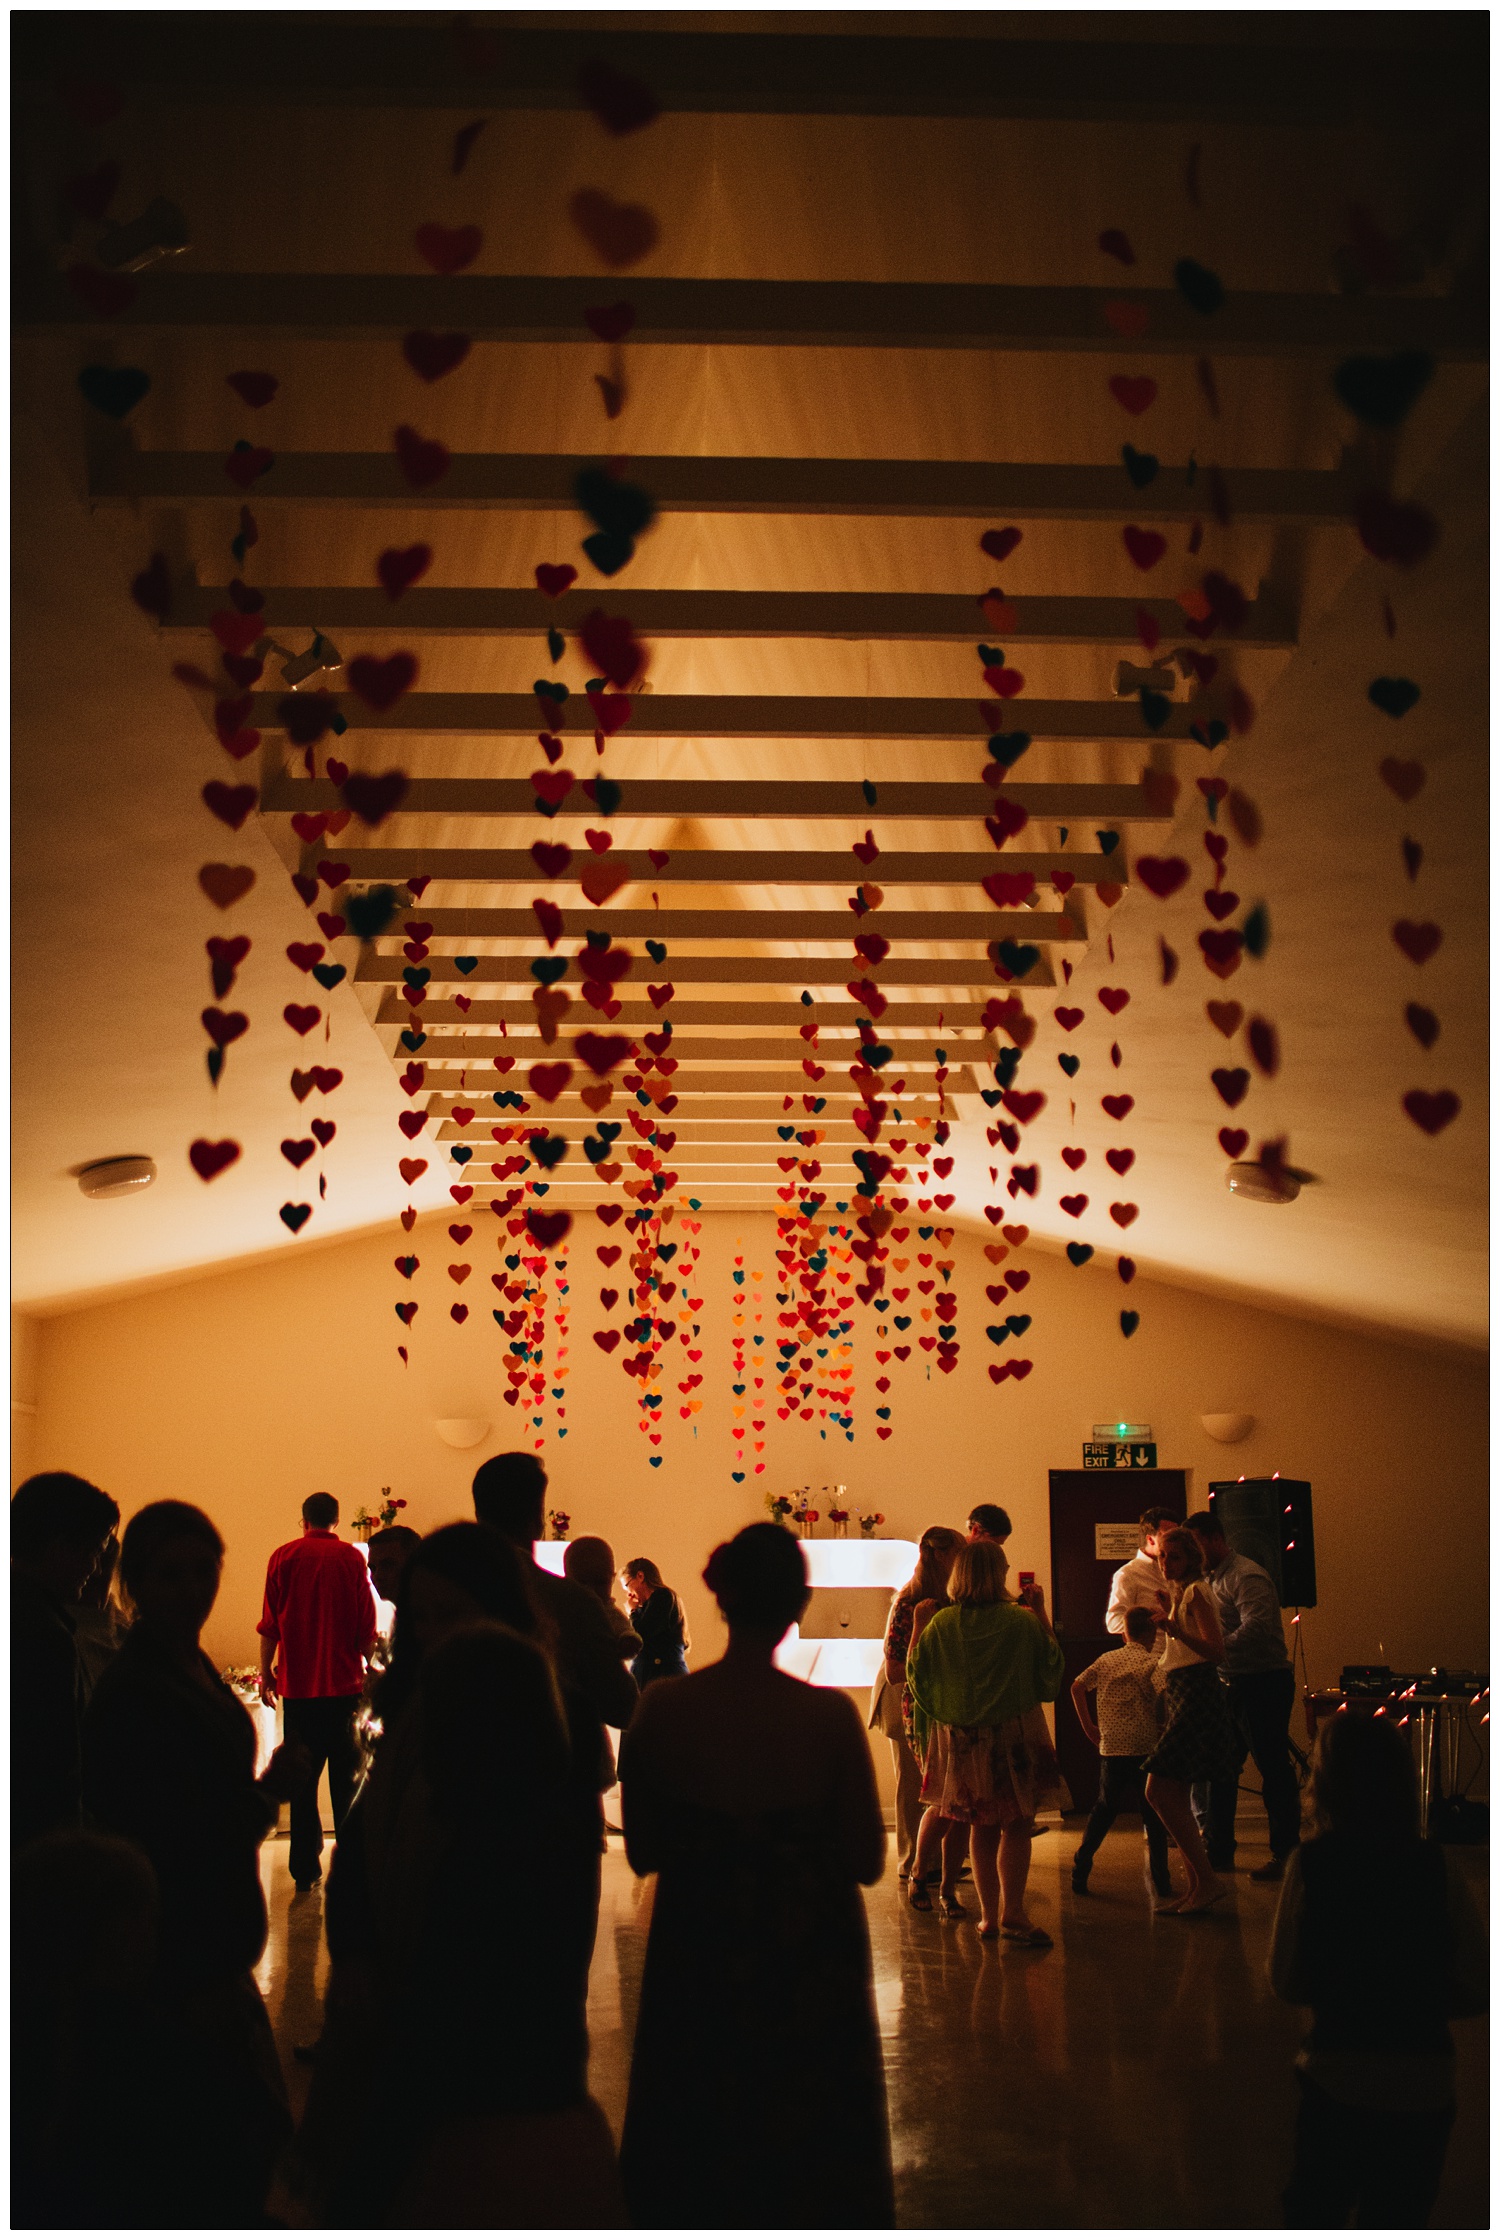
{"left": 10, "top": 1465, "right": 1487, "bottom": 2230}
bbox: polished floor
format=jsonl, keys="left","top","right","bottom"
{"left": 260, "top": 1802, "right": 1488, "bottom": 2229}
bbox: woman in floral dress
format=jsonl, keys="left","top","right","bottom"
{"left": 869, "top": 1526, "right": 966, "bottom": 1880}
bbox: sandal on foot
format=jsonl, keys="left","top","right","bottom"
{"left": 938, "top": 1892, "right": 968, "bottom": 1919}
{"left": 977, "top": 1921, "right": 1001, "bottom": 1940}
{"left": 908, "top": 1881, "right": 934, "bottom": 1912}
{"left": 1000, "top": 1924, "right": 1053, "bottom": 1948}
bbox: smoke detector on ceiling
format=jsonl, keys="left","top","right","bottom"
{"left": 77, "top": 1156, "right": 157, "bottom": 1200}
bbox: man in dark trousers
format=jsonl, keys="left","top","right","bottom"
{"left": 11, "top": 1471, "right": 120, "bottom": 1849}
{"left": 258, "top": 1492, "right": 377, "bottom": 1892}
{"left": 472, "top": 1453, "right": 638, "bottom": 1973}
{"left": 1186, "top": 1507, "right": 1302, "bottom": 1879}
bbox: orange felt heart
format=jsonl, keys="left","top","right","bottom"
{"left": 198, "top": 863, "right": 255, "bottom": 910}
{"left": 399, "top": 1157, "right": 428, "bottom": 1184}
{"left": 980, "top": 593, "right": 1019, "bottom": 632}
{"left": 1109, "top": 1203, "right": 1139, "bottom": 1228}
{"left": 580, "top": 859, "right": 630, "bottom": 906}
{"left": 1002, "top": 1225, "right": 1029, "bottom": 1246}
{"left": 983, "top": 1244, "right": 1009, "bottom": 1264}
{"left": 1206, "top": 1000, "right": 1243, "bottom": 1037}
{"left": 580, "top": 1082, "right": 614, "bottom": 1113}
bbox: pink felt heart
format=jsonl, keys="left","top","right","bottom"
{"left": 1123, "top": 525, "right": 1167, "bottom": 571}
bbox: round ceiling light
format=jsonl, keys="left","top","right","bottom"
{"left": 1225, "top": 1160, "right": 1300, "bottom": 1206}
{"left": 77, "top": 1156, "right": 157, "bottom": 1200}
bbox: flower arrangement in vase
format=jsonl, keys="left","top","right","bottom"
{"left": 827, "top": 1500, "right": 851, "bottom": 1537}
{"left": 221, "top": 1663, "right": 263, "bottom": 1707}
{"left": 547, "top": 1508, "right": 572, "bottom": 1541}
{"left": 789, "top": 1494, "right": 820, "bottom": 1537}
{"left": 351, "top": 1488, "right": 407, "bottom": 1539}
{"left": 858, "top": 1511, "right": 885, "bottom": 1538}
{"left": 764, "top": 1492, "right": 795, "bottom": 1526}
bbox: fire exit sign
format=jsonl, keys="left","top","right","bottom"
{"left": 1083, "top": 1440, "right": 1158, "bottom": 1470}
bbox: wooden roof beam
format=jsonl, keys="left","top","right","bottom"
{"left": 259, "top": 692, "right": 1197, "bottom": 741}
{"left": 357, "top": 910, "right": 1075, "bottom": 943}
{"left": 265, "top": 775, "right": 1155, "bottom": 821}
{"left": 318, "top": 847, "right": 1122, "bottom": 887}
{"left": 103, "top": 451, "right": 1358, "bottom": 523}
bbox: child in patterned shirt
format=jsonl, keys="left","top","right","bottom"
{"left": 1069, "top": 1605, "right": 1171, "bottom": 1898}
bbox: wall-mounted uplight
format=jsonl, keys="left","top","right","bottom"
{"left": 77, "top": 1156, "right": 156, "bottom": 1199}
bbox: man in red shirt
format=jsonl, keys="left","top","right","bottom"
{"left": 258, "top": 1491, "right": 378, "bottom": 1892}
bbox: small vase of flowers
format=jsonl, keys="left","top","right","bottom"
{"left": 790, "top": 1495, "right": 820, "bottom": 1537}
{"left": 547, "top": 1508, "right": 572, "bottom": 1541}
{"left": 765, "top": 1492, "right": 795, "bottom": 1526}
{"left": 859, "top": 1511, "right": 885, "bottom": 1538}
{"left": 827, "top": 1502, "right": 850, "bottom": 1537}
{"left": 351, "top": 1488, "right": 407, "bottom": 1539}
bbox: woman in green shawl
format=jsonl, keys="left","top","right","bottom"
{"left": 906, "top": 1538, "right": 1065, "bottom": 1945}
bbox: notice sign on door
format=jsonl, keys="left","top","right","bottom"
{"left": 1095, "top": 1523, "right": 1143, "bottom": 1562}
{"left": 1083, "top": 1440, "right": 1158, "bottom": 1471}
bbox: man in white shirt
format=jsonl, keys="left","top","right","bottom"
{"left": 1104, "top": 1506, "right": 1179, "bottom": 1637}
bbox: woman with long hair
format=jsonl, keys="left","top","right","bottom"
{"left": 620, "top": 1556, "right": 691, "bottom": 1687}
{"left": 619, "top": 1524, "right": 892, "bottom": 2230}
{"left": 82, "top": 1500, "right": 307, "bottom": 2224}
{"left": 1141, "top": 1526, "right": 1240, "bottom": 1916}
{"left": 1269, "top": 1710, "right": 1487, "bottom": 2227}
{"left": 869, "top": 1525, "right": 966, "bottom": 1881}
{"left": 906, "top": 1538, "right": 1064, "bottom": 1944}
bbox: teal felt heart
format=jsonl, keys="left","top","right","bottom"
{"left": 78, "top": 364, "right": 152, "bottom": 420}
{"left": 1368, "top": 677, "right": 1420, "bottom": 719}
{"left": 531, "top": 1181, "right": 549, "bottom": 1196}
{"left": 454, "top": 956, "right": 478, "bottom": 975}
{"left": 582, "top": 530, "right": 635, "bottom": 576}
{"left": 649, "top": 1456, "right": 662, "bottom": 1468}
{"left": 1334, "top": 351, "right": 1433, "bottom": 430}
{"left": 778, "top": 1125, "right": 795, "bottom": 1140}
{"left": 937, "top": 1324, "right": 956, "bottom": 1341}
{"left": 584, "top": 1133, "right": 609, "bottom": 1163}
{"left": 874, "top": 1298, "right": 890, "bottom": 1312}
{"left": 400, "top": 1030, "right": 427, "bottom": 1052}
{"left": 1140, "top": 690, "right": 1172, "bottom": 732}
{"left": 997, "top": 941, "right": 1040, "bottom": 978}
{"left": 861, "top": 1044, "right": 893, "bottom": 1072}
{"left": 402, "top": 966, "right": 431, "bottom": 987}
{"left": 987, "top": 730, "right": 1032, "bottom": 769}
{"left": 810, "top": 1099, "right": 826, "bottom": 1114}
{"left": 894, "top": 1315, "right": 912, "bottom": 1331}
{"left": 531, "top": 956, "right": 568, "bottom": 984}
{"left": 732, "top": 1471, "right": 745, "bottom": 1482}
{"left": 1066, "top": 1242, "right": 1094, "bottom": 1266}
{"left": 862, "top": 778, "right": 878, "bottom": 806}
{"left": 1175, "top": 258, "right": 1224, "bottom": 315}
{"left": 505, "top": 1254, "right": 521, "bottom": 1270}
{"left": 1190, "top": 719, "right": 1230, "bottom": 748}
{"left": 1059, "top": 1053, "right": 1081, "bottom": 1078}
{"left": 659, "top": 1242, "right": 677, "bottom": 1260}
{"left": 493, "top": 1090, "right": 522, "bottom": 1109}
{"left": 688, "top": 1197, "right": 702, "bottom": 1209}
{"left": 591, "top": 777, "right": 624, "bottom": 814}
{"left": 994, "top": 1048, "right": 1022, "bottom": 1088}
{"left": 1006, "top": 1314, "right": 1032, "bottom": 1338}
{"left": 547, "top": 627, "right": 565, "bottom": 663}
{"left": 346, "top": 886, "right": 402, "bottom": 941}
{"left": 980, "top": 1089, "right": 1002, "bottom": 1107}
{"left": 312, "top": 963, "right": 346, "bottom": 990}
{"left": 646, "top": 940, "right": 667, "bottom": 963}
{"left": 575, "top": 466, "right": 656, "bottom": 542}
{"left": 533, "top": 679, "right": 569, "bottom": 704}
{"left": 876, "top": 1407, "right": 891, "bottom": 1421}
{"left": 1122, "top": 443, "right": 1159, "bottom": 489}
{"left": 1120, "top": 1309, "right": 1140, "bottom": 1338}
{"left": 1096, "top": 830, "right": 1120, "bottom": 856}
{"left": 532, "top": 1135, "right": 567, "bottom": 1169}
{"left": 977, "top": 645, "right": 1005, "bottom": 666}
{"left": 1243, "top": 902, "right": 1270, "bottom": 958}
{"left": 450, "top": 1145, "right": 472, "bottom": 1164}
{"left": 986, "top": 1325, "right": 1011, "bottom": 1345}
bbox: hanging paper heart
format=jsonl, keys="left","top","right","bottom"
{"left": 394, "top": 424, "right": 451, "bottom": 489}
{"left": 1121, "top": 443, "right": 1158, "bottom": 489}
{"left": 1120, "top": 1310, "right": 1140, "bottom": 1338}
{"left": 529, "top": 1062, "right": 573, "bottom": 1101}
{"left": 1211, "top": 1068, "right": 1250, "bottom": 1109}
{"left": 1058, "top": 1053, "right": 1081, "bottom": 1078}
{"left": 1108, "top": 375, "right": 1157, "bottom": 416}
{"left": 1378, "top": 758, "right": 1426, "bottom": 803}
{"left": 1405, "top": 1004, "right": 1440, "bottom": 1050}
{"left": 580, "top": 859, "right": 630, "bottom": 906}
{"left": 1135, "top": 856, "right": 1189, "bottom": 899}
{"left": 980, "top": 527, "right": 1022, "bottom": 564}
{"left": 202, "top": 781, "right": 257, "bottom": 831}
{"left": 1198, "top": 929, "right": 1244, "bottom": 978}
{"left": 1392, "top": 920, "right": 1442, "bottom": 965}
{"left": 199, "top": 863, "right": 255, "bottom": 910}
{"left": 1066, "top": 1243, "right": 1094, "bottom": 1266}
{"left": 1368, "top": 676, "right": 1421, "bottom": 719}
{"left": 1355, "top": 492, "right": 1438, "bottom": 569}
{"left": 1206, "top": 1000, "right": 1243, "bottom": 1038}
{"left": 227, "top": 369, "right": 278, "bottom": 408}
{"left": 279, "top": 1203, "right": 312, "bottom": 1233}
{"left": 377, "top": 544, "right": 432, "bottom": 599}
{"left": 569, "top": 187, "right": 659, "bottom": 268}
{"left": 280, "top": 1138, "right": 316, "bottom": 1168}
{"left": 311, "top": 1118, "right": 336, "bottom": 1147}
{"left": 1402, "top": 1088, "right": 1459, "bottom": 1136}
{"left": 189, "top": 1138, "right": 241, "bottom": 1181}
{"left": 535, "top": 562, "right": 579, "bottom": 600}
{"left": 1333, "top": 350, "right": 1433, "bottom": 429}
{"left": 1122, "top": 525, "right": 1167, "bottom": 571}
{"left": 348, "top": 654, "right": 417, "bottom": 712}
{"left": 311, "top": 963, "right": 345, "bottom": 991}
{"left": 414, "top": 221, "right": 482, "bottom": 273}
{"left": 1105, "top": 1149, "right": 1136, "bottom": 1176}
{"left": 1060, "top": 1194, "right": 1088, "bottom": 1218}
{"left": 1109, "top": 1203, "right": 1139, "bottom": 1229}
{"left": 1203, "top": 889, "right": 1240, "bottom": 922}
{"left": 1101, "top": 1094, "right": 1134, "bottom": 1120}
{"left": 78, "top": 364, "right": 151, "bottom": 420}
{"left": 395, "top": 1302, "right": 419, "bottom": 1326}
{"left": 224, "top": 444, "right": 275, "bottom": 490}
{"left": 1098, "top": 988, "right": 1130, "bottom": 1016}
{"left": 402, "top": 330, "right": 471, "bottom": 382}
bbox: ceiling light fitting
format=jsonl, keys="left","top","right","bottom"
{"left": 77, "top": 1156, "right": 157, "bottom": 1199}
{"left": 1226, "top": 1161, "right": 1301, "bottom": 1205}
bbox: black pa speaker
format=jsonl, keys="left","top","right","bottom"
{"left": 1208, "top": 1478, "right": 1316, "bottom": 1608}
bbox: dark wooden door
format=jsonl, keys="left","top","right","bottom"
{"left": 1047, "top": 1468, "right": 1188, "bottom": 1813}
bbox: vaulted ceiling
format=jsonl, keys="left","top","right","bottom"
{"left": 11, "top": 12, "right": 1488, "bottom": 1347}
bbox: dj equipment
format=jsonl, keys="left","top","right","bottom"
{"left": 1209, "top": 1477, "right": 1315, "bottom": 1606}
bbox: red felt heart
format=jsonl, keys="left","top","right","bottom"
{"left": 1203, "top": 889, "right": 1240, "bottom": 922}
{"left": 286, "top": 942, "right": 324, "bottom": 973}
{"left": 980, "top": 527, "right": 1022, "bottom": 564}
{"left": 581, "top": 860, "right": 629, "bottom": 906}
{"left": 209, "top": 614, "right": 264, "bottom": 668}
{"left": 648, "top": 984, "right": 674, "bottom": 1010}
{"left": 398, "top": 1111, "right": 428, "bottom": 1141}
{"left": 1104, "top": 299, "right": 1150, "bottom": 339}
{"left": 1098, "top": 988, "right": 1130, "bottom": 1016}
{"left": 224, "top": 445, "right": 274, "bottom": 490}
{"left": 1109, "top": 375, "right": 1158, "bottom": 416}
{"left": 537, "top": 734, "right": 564, "bottom": 765}
{"left": 1218, "top": 1128, "right": 1249, "bottom": 1159}
{"left": 1356, "top": 491, "right": 1439, "bottom": 569}
{"left": 1053, "top": 1006, "right": 1084, "bottom": 1032}
{"left": 1135, "top": 856, "right": 1189, "bottom": 900}
{"left": 377, "top": 544, "right": 433, "bottom": 599}
{"left": 189, "top": 1138, "right": 241, "bottom": 1181}
{"left": 585, "top": 300, "right": 637, "bottom": 343}
{"left": 1206, "top": 1000, "right": 1243, "bottom": 1038}
{"left": 202, "top": 781, "right": 257, "bottom": 831}
{"left": 1198, "top": 929, "right": 1244, "bottom": 979}
{"left": 581, "top": 608, "right": 647, "bottom": 689}
{"left": 348, "top": 653, "right": 417, "bottom": 711}
{"left": 316, "top": 912, "right": 347, "bottom": 941}
{"left": 536, "top": 563, "right": 578, "bottom": 599}
{"left": 1211, "top": 1068, "right": 1250, "bottom": 1109}
{"left": 393, "top": 424, "right": 451, "bottom": 489}
{"left": 317, "top": 860, "right": 350, "bottom": 890}
{"left": 1405, "top": 1004, "right": 1440, "bottom": 1050}
{"left": 448, "top": 1263, "right": 471, "bottom": 1284}
{"left": 402, "top": 330, "right": 471, "bottom": 382}
{"left": 281, "top": 1138, "right": 315, "bottom": 1168}
{"left": 310, "top": 1066, "right": 342, "bottom": 1094}
{"left": 1204, "top": 829, "right": 1230, "bottom": 861}
{"left": 1060, "top": 1193, "right": 1088, "bottom": 1217}
{"left": 398, "top": 1158, "right": 428, "bottom": 1185}
{"left": 648, "top": 850, "right": 671, "bottom": 870}
{"left": 576, "top": 1031, "right": 631, "bottom": 1075}
{"left": 982, "top": 869, "right": 1037, "bottom": 909}
{"left": 1101, "top": 1094, "right": 1134, "bottom": 1121}
{"left": 1123, "top": 525, "right": 1167, "bottom": 571}
{"left": 199, "top": 863, "right": 255, "bottom": 910}
{"left": 1061, "top": 1147, "right": 1086, "bottom": 1171}
{"left": 1378, "top": 757, "right": 1426, "bottom": 803}
{"left": 341, "top": 769, "right": 410, "bottom": 827}
{"left": 1109, "top": 1202, "right": 1139, "bottom": 1228}
{"left": 588, "top": 692, "right": 633, "bottom": 736}
{"left": 583, "top": 829, "right": 613, "bottom": 855}
{"left": 530, "top": 1062, "right": 573, "bottom": 1102}
{"left": 67, "top": 263, "right": 137, "bottom": 317}
{"left": 414, "top": 222, "right": 482, "bottom": 274}
{"left": 284, "top": 1003, "right": 321, "bottom": 1037}
{"left": 985, "top": 798, "right": 1029, "bottom": 848}
{"left": 201, "top": 1007, "right": 248, "bottom": 1049}
{"left": 1392, "top": 920, "right": 1442, "bottom": 966}
{"left": 532, "top": 768, "right": 575, "bottom": 807}
{"left": 227, "top": 369, "right": 278, "bottom": 408}
{"left": 531, "top": 843, "right": 573, "bottom": 880}
{"left": 221, "top": 652, "right": 264, "bottom": 691}
{"left": 311, "top": 1118, "right": 336, "bottom": 1147}
{"left": 1002, "top": 1089, "right": 1045, "bottom": 1124}
{"left": 569, "top": 188, "right": 659, "bottom": 269}
{"left": 395, "top": 1301, "right": 419, "bottom": 1325}
{"left": 982, "top": 669, "right": 1026, "bottom": 703}
{"left": 527, "top": 1209, "right": 573, "bottom": 1249}
{"left": 1402, "top": 1088, "right": 1459, "bottom": 1136}
{"left": 1105, "top": 1148, "right": 1136, "bottom": 1176}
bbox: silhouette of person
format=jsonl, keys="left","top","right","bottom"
{"left": 11, "top": 1471, "right": 120, "bottom": 1848}
{"left": 82, "top": 1500, "right": 308, "bottom": 2224}
{"left": 621, "top": 1556, "right": 691, "bottom": 1687}
{"left": 619, "top": 1523, "right": 893, "bottom": 2229}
